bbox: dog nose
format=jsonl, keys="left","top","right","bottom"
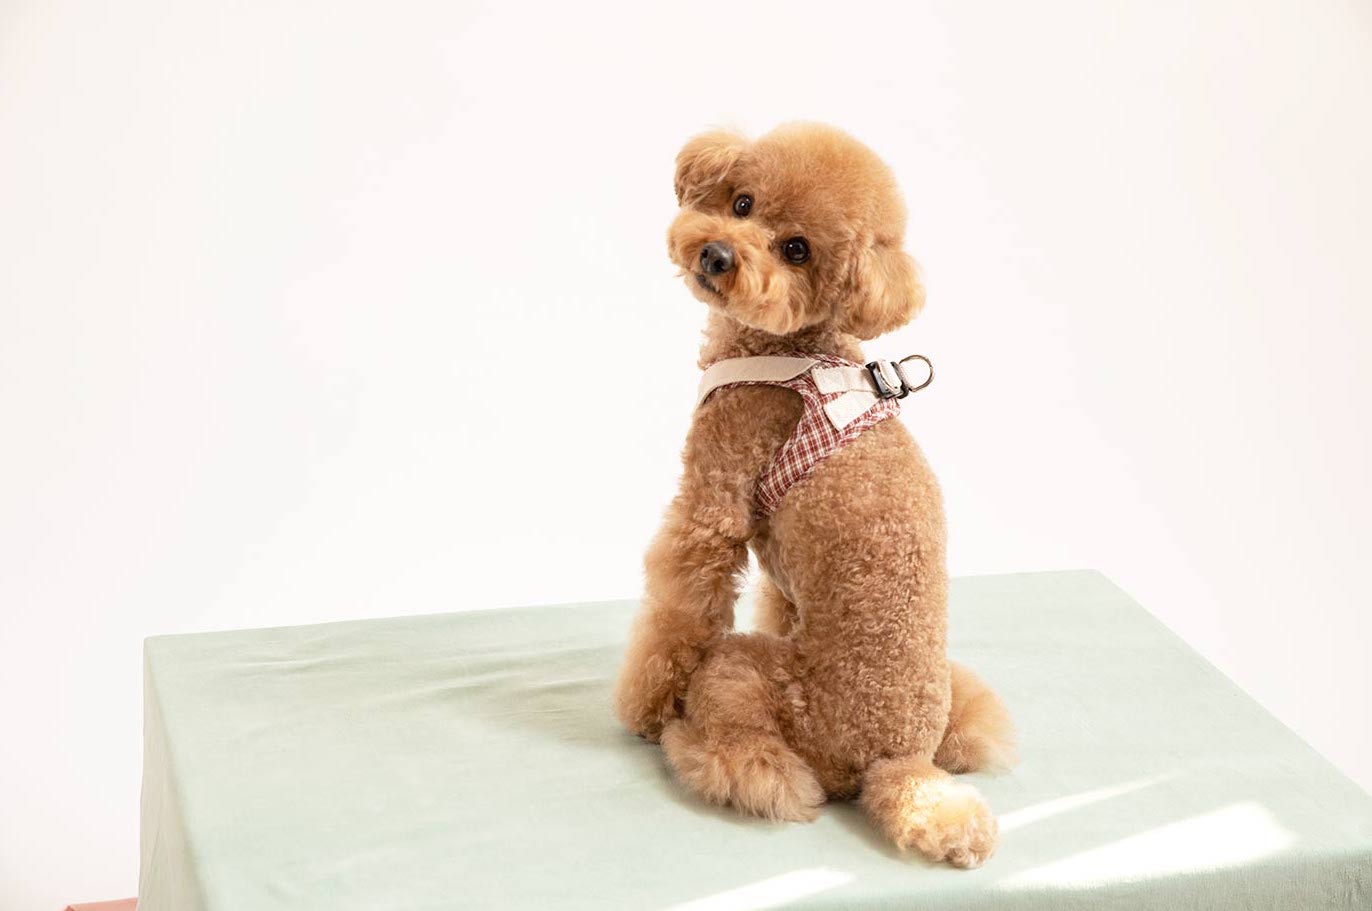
{"left": 700, "top": 242, "right": 735, "bottom": 275}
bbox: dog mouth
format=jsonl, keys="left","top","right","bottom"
{"left": 694, "top": 273, "right": 724, "bottom": 298}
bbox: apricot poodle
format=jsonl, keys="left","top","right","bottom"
{"left": 613, "top": 123, "right": 1016, "bottom": 867}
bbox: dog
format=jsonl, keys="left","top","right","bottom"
{"left": 613, "top": 123, "right": 1016, "bottom": 867}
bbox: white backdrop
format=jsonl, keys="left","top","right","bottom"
{"left": 3, "top": 1, "right": 1370, "bottom": 907}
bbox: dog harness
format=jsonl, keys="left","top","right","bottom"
{"left": 696, "top": 353, "right": 933, "bottom": 517}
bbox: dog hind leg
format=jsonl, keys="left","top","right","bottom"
{"left": 660, "top": 636, "right": 823, "bottom": 822}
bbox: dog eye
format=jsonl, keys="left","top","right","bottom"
{"left": 732, "top": 194, "right": 753, "bottom": 217}
{"left": 782, "top": 237, "right": 810, "bottom": 264}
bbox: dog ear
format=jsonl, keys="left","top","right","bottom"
{"left": 674, "top": 130, "right": 747, "bottom": 207}
{"left": 839, "top": 240, "right": 926, "bottom": 340}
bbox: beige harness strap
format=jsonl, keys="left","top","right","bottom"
{"left": 810, "top": 364, "right": 874, "bottom": 395}
{"left": 696, "top": 354, "right": 932, "bottom": 432}
{"left": 808, "top": 363, "right": 890, "bottom": 428}
{"left": 696, "top": 356, "right": 818, "bottom": 407}
{"left": 821, "top": 388, "right": 887, "bottom": 430}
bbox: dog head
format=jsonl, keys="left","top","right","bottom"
{"left": 667, "top": 123, "right": 924, "bottom": 339}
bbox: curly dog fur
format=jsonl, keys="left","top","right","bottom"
{"left": 614, "top": 123, "right": 1016, "bottom": 867}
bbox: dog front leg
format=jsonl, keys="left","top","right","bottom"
{"left": 613, "top": 495, "right": 749, "bottom": 741}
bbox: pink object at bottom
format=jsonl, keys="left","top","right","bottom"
{"left": 64, "top": 901, "right": 136, "bottom": 911}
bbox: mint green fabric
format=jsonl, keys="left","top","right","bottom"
{"left": 139, "top": 571, "right": 1372, "bottom": 910}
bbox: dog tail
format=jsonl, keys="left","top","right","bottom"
{"left": 934, "top": 660, "right": 1018, "bottom": 773}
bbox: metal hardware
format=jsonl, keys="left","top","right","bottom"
{"left": 894, "top": 354, "right": 933, "bottom": 396}
{"left": 867, "top": 355, "right": 933, "bottom": 399}
{"left": 866, "top": 360, "right": 904, "bottom": 399}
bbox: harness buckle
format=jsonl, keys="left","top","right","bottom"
{"left": 866, "top": 355, "right": 934, "bottom": 399}
{"left": 866, "top": 359, "right": 907, "bottom": 399}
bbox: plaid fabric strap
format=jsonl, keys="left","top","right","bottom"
{"left": 697, "top": 353, "right": 902, "bottom": 517}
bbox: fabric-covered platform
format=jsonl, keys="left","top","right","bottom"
{"left": 139, "top": 571, "right": 1372, "bottom": 910}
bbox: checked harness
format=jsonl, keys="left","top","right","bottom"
{"left": 695, "top": 353, "right": 933, "bottom": 517}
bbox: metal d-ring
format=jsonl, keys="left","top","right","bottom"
{"left": 894, "top": 354, "right": 933, "bottom": 396}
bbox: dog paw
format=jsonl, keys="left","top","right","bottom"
{"left": 733, "top": 746, "right": 826, "bottom": 823}
{"left": 662, "top": 722, "right": 825, "bottom": 823}
{"left": 901, "top": 781, "right": 998, "bottom": 869}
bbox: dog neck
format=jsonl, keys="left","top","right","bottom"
{"left": 698, "top": 312, "right": 863, "bottom": 367}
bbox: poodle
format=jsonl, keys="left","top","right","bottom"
{"left": 613, "top": 123, "right": 1016, "bottom": 868}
